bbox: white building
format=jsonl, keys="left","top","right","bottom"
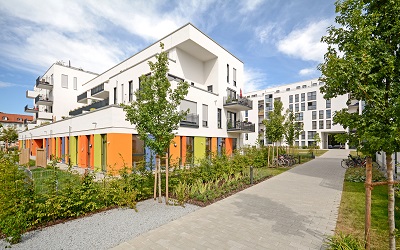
{"left": 20, "top": 23, "right": 255, "bottom": 172}
{"left": 243, "top": 79, "right": 361, "bottom": 149}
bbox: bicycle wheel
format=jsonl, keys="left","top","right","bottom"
{"left": 341, "top": 159, "right": 350, "bottom": 169}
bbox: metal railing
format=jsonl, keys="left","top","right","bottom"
{"left": 91, "top": 83, "right": 105, "bottom": 96}
{"left": 77, "top": 92, "right": 87, "bottom": 102}
{"left": 180, "top": 113, "right": 199, "bottom": 127}
{"left": 223, "top": 96, "right": 253, "bottom": 109}
{"left": 69, "top": 98, "right": 109, "bottom": 116}
{"left": 227, "top": 121, "right": 255, "bottom": 132}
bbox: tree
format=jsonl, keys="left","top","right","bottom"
{"left": 123, "top": 43, "right": 189, "bottom": 203}
{"left": 318, "top": 1, "right": 400, "bottom": 248}
{"left": 0, "top": 126, "right": 18, "bottom": 152}
{"left": 263, "top": 100, "right": 285, "bottom": 164}
{"left": 284, "top": 109, "right": 303, "bottom": 154}
{"left": 313, "top": 132, "right": 321, "bottom": 155}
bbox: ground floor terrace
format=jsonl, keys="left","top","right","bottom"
{"left": 19, "top": 134, "right": 238, "bottom": 174}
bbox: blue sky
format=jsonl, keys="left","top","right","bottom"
{"left": 0, "top": 0, "right": 337, "bottom": 115}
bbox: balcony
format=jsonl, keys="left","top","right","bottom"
{"left": 77, "top": 91, "right": 88, "bottom": 103}
{"left": 24, "top": 105, "right": 38, "bottom": 113}
{"left": 26, "top": 90, "right": 39, "bottom": 99}
{"left": 35, "top": 95, "right": 53, "bottom": 106}
{"left": 69, "top": 98, "right": 109, "bottom": 116}
{"left": 223, "top": 97, "right": 253, "bottom": 111}
{"left": 37, "top": 111, "right": 53, "bottom": 120}
{"left": 91, "top": 83, "right": 108, "bottom": 99}
{"left": 227, "top": 121, "right": 255, "bottom": 133}
{"left": 180, "top": 113, "right": 199, "bottom": 128}
{"left": 35, "top": 76, "right": 53, "bottom": 90}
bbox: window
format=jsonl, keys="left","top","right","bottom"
{"left": 233, "top": 68, "right": 236, "bottom": 86}
{"left": 129, "top": 81, "right": 133, "bottom": 102}
{"left": 295, "top": 103, "right": 299, "bottom": 112}
{"left": 308, "top": 131, "right": 316, "bottom": 139}
{"left": 206, "top": 137, "right": 212, "bottom": 159}
{"left": 245, "top": 133, "right": 248, "bottom": 140}
{"left": 289, "top": 104, "right": 293, "bottom": 111}
{"left": 295, "top": 94, "right": 299, "bottom": 102}
{"left": 302, "top": 85, "right": 307, "bottom": 88}
{"left": 319, "top": 110, "right": 324, "bottom": 119}
{"left": 326, "top": 120, "right": 332, "bottom": 129}
{"left": 312, "top": 111, "right": 317, "bottom": 120}
{"left": 227, "top": 64, "right": 229, "bottom": 83}
{"left": 301, "top": 141, "right": 306, "bottom": 146}
{"left": 301, "top": 131, "right": 306, "bottom": 140}
{"left": 113, "top": 87, "right": 117, "bottom": 104}
{"left": 186, "top": 136, "right": 194, "bottom": 165}
{"left": 226, "top": 88, "right": 236, "bottom": 101}
{"left": 295, "top": 112, "right": 303, "bottom": 121}
{"left": 319, "top": 120, "right": 324, "bottom": 129}
{"left": 181, "top": 100, "right": 197, "bottom": 115}
{"left": 308, "top": 101, "right": 316, "bottom": 110}
{"left": 207, "top": 85, "right": 213, "bottom": 92}
{"left": 296, "top": 86, "right": 301, "bottom": 89}
{"left": 289, "top": 95, "right": 293, "bottom": 103}
{"left": 245, "top": 110, "right": 248, "bottom": 117}
{"left": 326, "top": 99, "right": 331, "bottom": 108}
{"left": 132, "top": 135, "right": 145, "bottom": 163}
{"left": 2, "top": 116, "right": 8, "bottom": 120}
{"left": 301, "top": 93, "right": 305, "bottom": 102}
{"left": 326, "top": 109, "right": 331, "bottom": 119}
{"left": 202, "top": 104, "right": 208, "bottom": 127}
{"left": 61, "top": 74, "right": 68, "bottom": 88}
{"left": 312, "top": 82, "right": 317, "bottom": 86}
{"left": 301, "top": 102, "right": 305, "bottom": 111}
{"left": 286, "top": 88, "right": 290, "bottom": 91}
{"left": 312, "top": 121, "right": 317, "bottom": 129}
{"left": 51, "top": 74, "right": 54, "bottom": 85}
{"left": 73, "top": 77, "right": 77, "bottom": 90}
{"left": 307, "top": 91, "right": 316, "bottom": 101}
{"left": 121, "top": 83, "right": 124, "bottom": 104}
{"left": 217, "top": 108, "right": 222, "bottom": 128}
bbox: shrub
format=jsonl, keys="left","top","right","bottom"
{"left": 345, "top": 166, "right": 386, "bottom": 183}
{"left": 325, "top": 233, "right": 363, "bottom": 250}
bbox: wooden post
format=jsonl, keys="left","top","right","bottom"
{"left": 365, "top": 156, "right": 372, "bottom": 250}
{"left": 153, "top": 157, "right": 157, "bottom": 200}
{"left": 267, "top": 146, "right": 270, "bottom": 167}
{"left": 165, "top": 152, "right": 169, "bottom": 205}
{"left": 158, "top": 157, "right": 162, "bottom": 203}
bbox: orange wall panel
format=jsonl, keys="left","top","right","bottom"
{"left": 107, "top": 133, "right": 132, "bottom": 174}
{"left": 90, "top": 135, "right": 94, "bottom": 170}
{"left": 181, "top": 136, "right": 186, "bottom": 166}
{"left": 211, "top": 137, "right": 218, "bottom": 155}
{"left": 78, "top": 135, "right": 89, "bottom": 168}
{"left": 225, "top": 138, "right": 233, "bottom": 156}
{"left": 169, "top": 136, "right": 181, "bottom": 167}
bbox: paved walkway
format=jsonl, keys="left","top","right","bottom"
{"left": 112, "top": 149, "right": 349, "bottom": 250}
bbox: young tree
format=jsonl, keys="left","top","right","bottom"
{"left": 0, "top": 126, "right": 18, "bottom": 152}
{"left": 319, "top": 1, "right": 400, "bottom": 248}
{"left": 284, "top": 110, "right": 303, "bottom": 154}
{"left": 313, "top": 132, "right": 321, "bottom": 154}
{"left": 123, "top": 43, "right": 189, "bottom": 203}
{"left": 263, "top": 100, "right": 285, "bottom": 164}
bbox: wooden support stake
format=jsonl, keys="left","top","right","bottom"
{"left": 158, "top": 157, "right": 162, "bottom": 203}
{"left": 165, "top": 153, "right": 169, "bottom": 205}
{"left": 365, "top": 156, "right": 372, "bottom": 250}
{"left": 153, "top": 159, "right": 157, "bottom": 200}
{"left": 267, "top": 146, "right": 270, "bottom": 167}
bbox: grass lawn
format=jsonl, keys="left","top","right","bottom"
{"left": 336, "top": 170, "right": 400, "bottom": 249}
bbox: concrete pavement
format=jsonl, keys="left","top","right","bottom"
{"left": 112, "top": 149, "right": 349, "bottom": 250}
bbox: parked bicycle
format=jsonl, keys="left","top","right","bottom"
{"left": 273, "top": 154, "right": 298, "bottom": 167}
{"left": 341, "top": 154, "right": 366, "bottom": 169}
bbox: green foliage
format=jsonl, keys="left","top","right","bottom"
{"left": 345, "top": 166, "right": 386, "bottom": 183}
{"left": 263, "top": 100, "right": 285, "bottom": 145}
{"left": 122, "top": 43, "right": 189, "bottom": 156}
{"left": 325, "top": 232, "right": 363, "bottom": 250}
{"left": 284, "top": 110, "right": 303, "bottom": 147}
{"left": 0, "top": 126, "right": 18, "bottom": 151}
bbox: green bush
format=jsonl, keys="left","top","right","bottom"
{"left": 325, "top": 233, "right": 363, "bottom": 250}
{"left": 345, "top": 166, "right": 386, "bottom": 183}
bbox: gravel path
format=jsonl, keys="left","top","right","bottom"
{"left": 0, "top": 199, "right": 199, "bottom": 249}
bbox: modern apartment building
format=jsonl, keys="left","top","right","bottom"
{"left": 19, "top": 23, "right": 255, "bottom": 172}
{"left": 243, "top": 79, "right": 361, "bottom": 149}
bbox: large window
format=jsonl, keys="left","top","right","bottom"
{"left": 289, "top": 104, "right": 293, "bottom": 111}
{"left": 206, "top": 137, "right": 212, "bottom": 159}
{"left": 301, "top": 93, "right": 305, "bottom": 102}
{"left": 326, "top": 109, "right": 331, "bottom": 119}
{"left": 129, "top": 81, "right": 133, "bottom": 102}
{"left": 326, "top": 120, "right": 332, "bottom": 129}
{"left": 326, "top": 99, "right": 331, "bottom": 108}
{"left": 132, "top": 135, "right": 145, "bottom": 164}
{"left": 289, "top": 95, "right": 293, "bottom": 103}
{"left": 312, "top": 111, "right": 317, "bottom": 120}
{"left": 301, "top": 102, "right": 305, "bottom": 111}
{"left": 308, "top": 131, "right": 316, "bottom": 139}
{"left": 307, "top": 91, "right": 316, "bottom": 101}
{"left": 319, "top": 110, "right": 324, "bottom": 119}
{"left": 312, "top": 121, "right": 317, "bottom": 129}
{"left": 308, "top": 101, "right": 316, "bottom": 110}
{"left": 233, "top": 68, "right": 236, "bottom": 86}
{"left": 61, "top": 74, "right": 68, "bottom": 88}
{"left": 202, "top": 104, "right": 208, "bottom": 127}
{"left": 217, "top": 108, "right": 222, "bottom": 128}
{"left": 295, "top": 103, "right": 299, "bottom": 112}
{"left": 295, "top": 94, "right": 299, "bottom": 102}
{"left": 186, "top": 136, "right": 194, "bottom": 165}
{"left": 319, "top": 120, "right": 324, "bottom": 129}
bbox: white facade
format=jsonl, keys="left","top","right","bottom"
{"left": 243, "top": 79, "right": 356, "bottom": 149}
{"left": 21, "top": 23, "right": 254, "bottom": 149}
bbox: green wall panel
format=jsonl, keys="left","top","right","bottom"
{"left": 94, "top": 134, "right": 102, "bottom": 172}
{"left": 69, "top": 136, "right": 77, "bottom": 166}
{"left": 194, "top": 136, "right": 206, "bottom": 163}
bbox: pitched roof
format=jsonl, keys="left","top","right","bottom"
{"left": 0, "top": 112, "right": 33, "bottom": 124}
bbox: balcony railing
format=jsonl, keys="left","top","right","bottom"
{"left": 35, "top": 95, "right": 53, "bottom": 105}
{"left": 24, "top": 105, "right": 38, "bottom": 113}
{"left": 69, "top": 98, "right": 109, "bottom": 116}
{"left": 223, "top": 96, "right": 253, "bottom": 111}
{"left": 180, "top": 113, "right": 199, "bottom": 128}
{"left": 227, "top": 121, "right": 255, "bottom": 133}
{"left": 35, "top": 76, "right": 53, "bottom": 89}
{"left": 77, "top": 92, "right": 88, "bottom": 103}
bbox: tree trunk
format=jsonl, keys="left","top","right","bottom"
{"left": 267, "top": 146, "right": 270, "bottom": 167}
{"left": 165, "top": 152, "right": 169, "bottom": 205}
{"left": 386, "top": 153, "right": 396, "bottom": 249}
{"left": 153, "top": 158, "right": 157, "bottom": 200}
{"left": 365, "top": 156, "right": 372, "bottom": 250}
{"left": 271, "top": 145, "right": 274, "bottom": 167}
{"left": 158, "top": 157, "right": 162, "bottom": 203}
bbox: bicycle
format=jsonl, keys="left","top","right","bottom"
{"left": 341, "top": 154, "right": 366, "bottom": 169}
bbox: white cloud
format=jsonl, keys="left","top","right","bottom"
{"left": 299, "top": 67, "right": 318, "bottom": 76}
{"left": 277, "top": 19, "right": 330, "bottom": 62}
{"left": 0, "top": 81, "right": 29, "bottom": 88}
{"left": 243, "top": 67, "right": 268, "bottom": 93}
{"left": 239, "top": 0, "right": 265, "bottom": 14}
